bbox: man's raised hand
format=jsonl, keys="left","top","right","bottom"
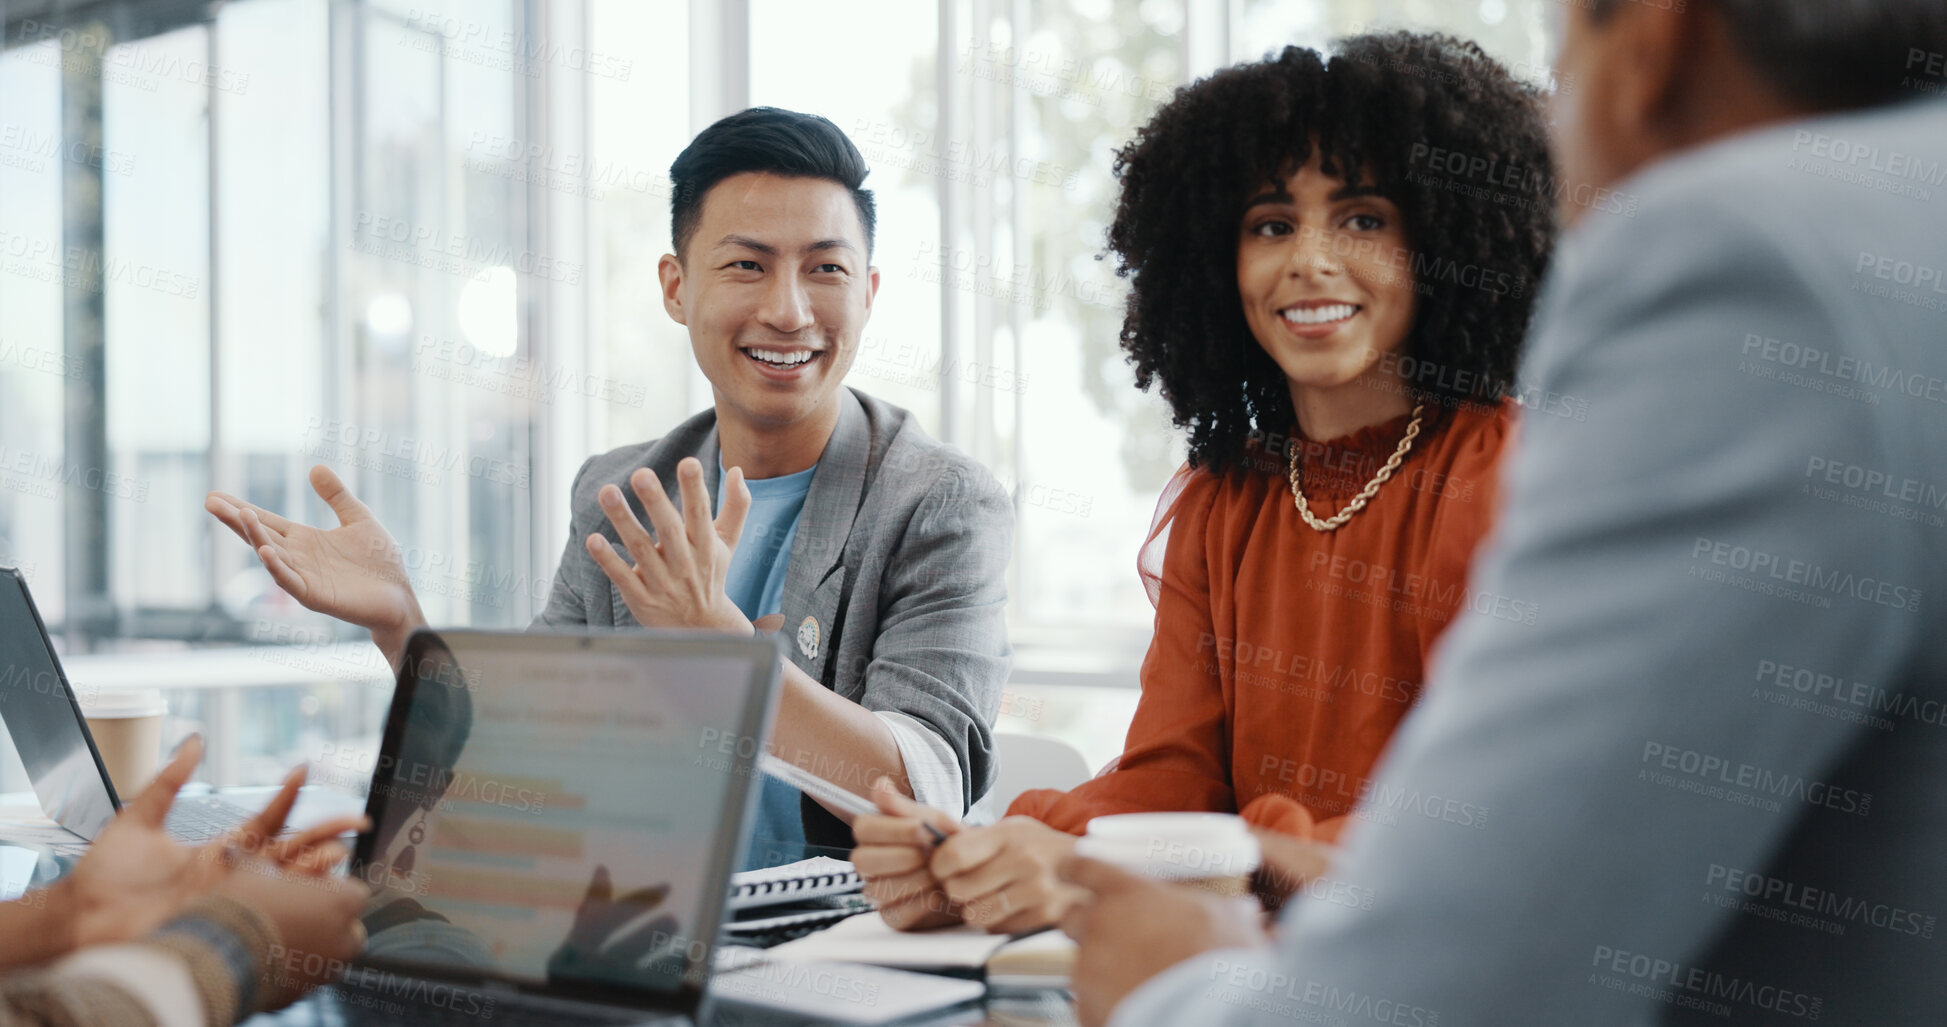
{"left": 206, "top": 465, "right": 425, "bottom": 663}
{"left": 586, "top": 456, "right": 754, "bottom": 633}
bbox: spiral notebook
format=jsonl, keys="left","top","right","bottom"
{"left": 726, "top": 855, "right": 863, "bottom": 912}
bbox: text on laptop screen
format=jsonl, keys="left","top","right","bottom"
{"left": 359, "top": 636, "right": 764, "bottom": 997}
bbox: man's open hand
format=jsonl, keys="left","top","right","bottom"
{"left": 586, "top": 456, "right": 754, "bottom": 633}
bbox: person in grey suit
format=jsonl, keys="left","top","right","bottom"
{"left": 1058, "top": 2, "right": 1947, "bottom": 1025}
{"left": 206, "top": 109, "right": 1011, "bottom": 868}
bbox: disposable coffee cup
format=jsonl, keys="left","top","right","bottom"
{"left": 1074, "top": 812, "right": 1261, "bottom": 897}
{"left": 77, "top": 686, "right": 167, "bottom": 798}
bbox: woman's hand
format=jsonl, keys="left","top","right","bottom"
{"left": 58, "top": 738, "right": 230, "bottom": 948}
{"left": 220, "top": 764, "right": 369, "bottom": 877}
{"left": 851, "top": 779, "right": 965, "bottom": 931}
{"left": 57, "top": 739, "right": 368, "bottom": 952}
{"left": 207, "top": 465, "right": 426, "bottom": 664}
{"left": 219, "top": 857, "right": 369, "bottom": 1011}
{"left": 932, "top": 817, "right": 1085, "bottom": 934}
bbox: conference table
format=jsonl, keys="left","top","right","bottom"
{"left": 246, "top": 987, "right": 1078, "bottom": 1025}
{"left": 0, "top": 789, "right": 1078, "bottom": 1026}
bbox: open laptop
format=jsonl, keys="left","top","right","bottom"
{"left": 0, "top": 566, "right": 257, "bottom": 844}
{"left": 311, "top": 627, "right": 783, "bottom": 1025}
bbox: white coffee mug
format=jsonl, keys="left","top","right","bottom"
{"left": 1075, "top": 811, "right": 1261, "bottom": 896}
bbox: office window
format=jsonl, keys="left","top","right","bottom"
{"left": 584, "top": 0, "right": 692, "bottom": 454}
{"left": 1238, "top": 0, "right": 1552, "bottom": 79}
{"left": 0, "top": 0, "right": 1554, "bottom": 788}
{"left": 0, "top": 41, "right": 65, "bottom": 612}
{"left": 749, "top": 0, "right": 947, "bottom": 438}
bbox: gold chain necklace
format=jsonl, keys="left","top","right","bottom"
{"left": 1286, "top": 403, "right": 1426, "bottom": 532}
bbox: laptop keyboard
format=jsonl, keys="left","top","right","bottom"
{"left": 163, "top": 795, "right": 255, "bottom": 842}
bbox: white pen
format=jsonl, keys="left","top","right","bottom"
{"left": 757, "top": 753, "right": 951, "bottom": 844}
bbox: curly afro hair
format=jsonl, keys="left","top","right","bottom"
{"left": 1108, "top": 32, "right": 1557, "bottom": 471}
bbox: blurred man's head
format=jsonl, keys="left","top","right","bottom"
{"left": 659, "top": 108, "right": 879, "bottom": 437}
{"left": 1548, "top": 0, "right": 1947, "bottom": 223}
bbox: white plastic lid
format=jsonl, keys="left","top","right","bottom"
{"left": 1076, "top": 812, "right": 1260, "bottom": 881}
{"left": 76, "top": 686, "right": 167, "bottom": 719}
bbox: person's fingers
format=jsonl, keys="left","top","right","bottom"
{"left": 205, "top": 494, "right": 254, "bottom": 545}
{"left": 752, "top": 613, "right": 785, "bottom": 634}
{"left": 325, "top": 874, "right": 373, "bottom": 924}
{"left": 630, "top": 470, "right": 697, "bottom": 582}
{"left": 868, "top": 877, "right": 959, "bottom": 928}
{"left": 585, "top": 533, "right": 655, "bottom": 609}
{"left": 257, "top": 544, "right": 311, "bottom": 602}
{"left": 876, "top": 893, "right": 950, "bottom": 930}
{"left": 238, "top": 506, "right": 289, "bottom": 550}
{"left": 1057, "top": 854, "right": 1147, "bottom": 897}
{"left": 616, "top": 883, "right": 671, "bottom": 909}
{"left": 675, "top": 458, "right": 715, "bottom": 557}
{"left": 851, "top": 840, "right": 929, "bottom": 876}
{"left": 937, "top": 844, "right": 1032, "bottom": 905}
{"left": 852, "top": 810, "right": 931, "bottom": 846}
{"left": 928, "top": 825, "right": 1013, "bottom": 880}
{"left": 862, "top": 870, "right": 940, "bottom": 908}
{"left": 581, "top": 864, "right": 613, "bottom": 906}
{"left": 599, "top": 482, "right": 674, "bottom": 590}
{"left": 282, "top": 840, "right": 350, "bottom": 876}
{"left": 717, "top": 467, "right": 752, "bottom": 553}
{"left": 267, "top": 816, "right": 368, "bottom": 867}
{"left": 309, "top": 465, "right": 374, "bottom": 527}
{"left": 235, "top": 766, "right": 305, "bottom": 851}
{"left": 986, "top": 895, "right": 1066, "bottom": 936}
{"left": 868, "top": 778, "right": 925, "bottom": 817}
{"left": 127, "top": 735, "right": 202, "bottom": 826}
{"left": 869, "top": 777, "right": 961, "bottom": 838}
{"left": 227, "top": 492, "right": 299, "bottom": 536}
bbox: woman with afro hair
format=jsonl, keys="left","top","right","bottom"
{"left": 854, "top": 31, "right": 1558, "bottom": 933}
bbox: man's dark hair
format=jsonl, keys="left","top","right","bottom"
{"left": 1109, "top": 32, "right": 1556, "bottom": 471}
{"left": 668, "top": 106, "right": 877, "bottom": 261}
{"left": 1590, "top": 0, "right": 1947, "bottom": 111}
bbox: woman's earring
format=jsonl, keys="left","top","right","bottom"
{"left": 393, "top": 812, "right": 429, "bottom": 878}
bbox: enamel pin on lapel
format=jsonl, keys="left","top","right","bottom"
{"left": 796, "top": 616, "right": 820, "bottom": 659}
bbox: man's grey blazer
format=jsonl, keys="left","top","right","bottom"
{"left": 530, "top": 386, "right": 1012, "bottom": 852}
{"left": 1116, "top": 99, "right": 1947, "bottom": 1025}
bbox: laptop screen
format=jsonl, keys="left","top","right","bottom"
{"left": 0, "top": 569, "right": 117, "bottom": 839}
{"left": 353, "top": 629, "right": 777, "bottom": 1009}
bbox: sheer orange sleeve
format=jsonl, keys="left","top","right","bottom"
{"left": 1008, "top": 466, "right": 1239, "bottom": 833}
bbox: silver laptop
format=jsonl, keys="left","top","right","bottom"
{"left": 318, "top": 627, "right": 782, "bottom": 1026}
{"left": 0, "top": 566, "right": 256, "bottom": 844}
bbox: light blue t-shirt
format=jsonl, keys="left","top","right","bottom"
{"left": 720, "top": 457, "right": 817, "bottom": 871}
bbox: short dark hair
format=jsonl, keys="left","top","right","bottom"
{"left": 668, "top": 106, "right": 877, "bottom": 260}
{"left": 1109, "top": 33, "right": 1556, "bottom": 471}
{"left": 1590, "top": 0, "right": 1947, "bottom": 110}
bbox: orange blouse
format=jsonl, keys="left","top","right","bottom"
{"left": 1010, "top": 401, "right": 1515, "bottom": 842}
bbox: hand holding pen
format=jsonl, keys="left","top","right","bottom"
{"left": 839, "top": 771, "right": 968, "bottom": 931}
